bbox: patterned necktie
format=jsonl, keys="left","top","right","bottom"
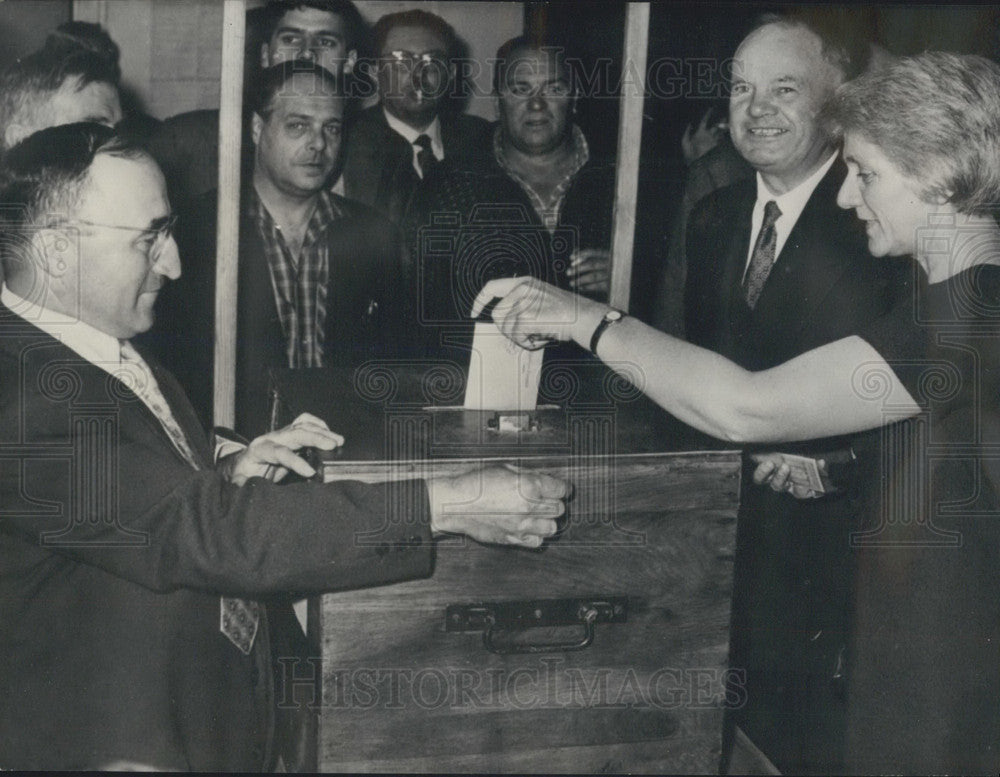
{"left": 414, "top": 134, "right": 438, "bottom": 179}
{"left": 119, "top": 341, "right": 259, "bottom": 655}
{"left": 743, "top": 199, "right": 782, "bottom": 309}
{"left": 119, "top": 340, "right": 201, "bottom": 469}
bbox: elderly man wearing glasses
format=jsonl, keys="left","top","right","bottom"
{"left": 0, "top": 121, "right": 568, "bottom": 771}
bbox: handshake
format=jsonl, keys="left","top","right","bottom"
{"left": 221, "top": 413, "right": 569, "bottom": 550}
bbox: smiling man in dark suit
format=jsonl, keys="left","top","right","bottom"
{"left": 339, "top": 9, "right": 491, "bottom": 225}
{"left": 0, "top": 122, "right": 566, "bottom": 770}
{"left": 683, "top": 13, "right": 910, "bottom": 775}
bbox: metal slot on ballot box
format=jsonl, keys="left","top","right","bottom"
{"left": 446, "top": 596, "right": 629, "bottom": 654}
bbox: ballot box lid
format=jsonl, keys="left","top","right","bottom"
{"left": 268, "top": 360, "right": 720, "bottom": 463}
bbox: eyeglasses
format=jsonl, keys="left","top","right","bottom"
{"left": 57, "top": 215, "right": 178, "bottom": 258}
{"left": 380, "top": 49, "right": 448, "bottom": 70}
{"left": 503, "top": 81, "right": 573, "bottom": 98}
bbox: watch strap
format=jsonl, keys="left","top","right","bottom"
{"left": 589, "top": 309, "right": 625, "bottom": 354}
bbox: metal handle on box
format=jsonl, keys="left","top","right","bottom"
{"left": 445, "top": 596, "right": 628, "bottom": 655}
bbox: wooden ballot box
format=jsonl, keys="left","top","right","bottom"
{"left": 270, "top": 360, "right": 740, "bottom": 773}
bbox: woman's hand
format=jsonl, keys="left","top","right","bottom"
{"left": 471, "top": 277, "right": 607, "bottom": 351}
{"left": 681, "top": 107, "right": 727, "bottom": 164}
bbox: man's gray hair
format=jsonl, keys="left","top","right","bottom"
{"left": 742, "top": 10, "right": 872, "bottom": 84}
{"left": 0, "top": 48, "right": 119, "bottom": 152}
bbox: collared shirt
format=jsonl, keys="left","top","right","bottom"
{"left": 2, "top": 285, "right": 122, "bottom": 374}
{"left": 494, "top": 123, "right": 590, "bottom": 233}
{"left": 0, "top": 286, "right": 196, "bottom": 458}
{"left": 383, "top": 107, "right": 443, "bottom": 179}
{"left": 744, "top": 152, "right": 838, "bottom": 274}
{"left": 249, "top": 188, "right": 345, "bottom": 368}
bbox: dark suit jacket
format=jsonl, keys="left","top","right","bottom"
{"left": 143, "top": 188, "right": 409, "bottom": 438}
{"left": 685, "top": 160, "right": 912, "bottom": 773}
{"left": 651, "top": 137, "right": 753, "bottom": 337}
{"left": 341, "top": 105, "right": 492, "bottom": 225}
{"left": 0, "top": 309, "right": 433, "bottom": 770}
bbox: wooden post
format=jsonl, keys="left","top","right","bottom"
{"left": 608, "top": 2, "right": 650, "bottom": 311}
{"left": 213, "top": 0, "right": 247, "bottom": 427}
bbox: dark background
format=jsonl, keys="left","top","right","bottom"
{"left": 527, "top": 2, "right": 1000, "bottom": 317}
{"left": 3, "top": 1, "right": 999, "bottom": 319}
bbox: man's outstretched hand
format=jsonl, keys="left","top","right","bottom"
{"left": 429, "top": 464, "right": 569, "bottom": 548}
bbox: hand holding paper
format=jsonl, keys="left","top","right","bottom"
{"left": 470, "top": 277, "right": 607, "bottom": 353}
{"left": 750, "top": 452, "right": 831, "bottom": 499}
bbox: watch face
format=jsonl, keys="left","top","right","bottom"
{"left": 606, "top": 310, "right": 623, "bottom": 322}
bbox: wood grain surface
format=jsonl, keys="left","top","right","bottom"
{"left": 271, "top": 364, "right": 740, "bottom": 773}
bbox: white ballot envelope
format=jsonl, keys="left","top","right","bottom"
{"left": 464, "top": 321, "right": 544, "bottom": 410}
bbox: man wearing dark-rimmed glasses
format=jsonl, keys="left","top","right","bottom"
{"left": 339, "top": 9, "right": 491, "bottom": 225}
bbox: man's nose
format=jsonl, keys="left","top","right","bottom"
{"left": 527, "top": 91, "right": 547, "bottom": 111}
{"left": 154, "top": 236, "right": 182, "bottom": 280}
{"left": 298, "top": 41, "right": 316, "bottom": 61}
{"left": 746, "top": 90, "right": 775, "bottom": 117}
{"left": 414, "top": 61, "right": 446, "bottom": 97}
{"left": 306, "top": 126, "right": 326, "bottom": 152}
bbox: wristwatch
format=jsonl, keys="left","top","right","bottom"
{"left": 589, "top": 308, "right": 626, "bottom": 354}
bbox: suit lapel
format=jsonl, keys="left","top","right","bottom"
{"left": 750, "top": 161, "right": 854, "bottom": 336}
{"left": 0, "top": 310, "right": 210, "bottom": 468}
{"left": 439, "top": 113, "right": 463, "bottom": 155}
{"left": 133, "top": 341, "right": 214, "bottom": 467}
{"left": 721, "top": 179, "right": 756, "bottom": 327}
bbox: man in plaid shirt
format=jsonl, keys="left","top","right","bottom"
{"left": 147, "top": 60, "right": 408, "bottom": 436}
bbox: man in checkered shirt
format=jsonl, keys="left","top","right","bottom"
{"left": 147, "top": 59, "right": 410, "bottom": 437}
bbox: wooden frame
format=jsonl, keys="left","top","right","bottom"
{"left": 206, "top": 1, "right": 651, "bottom": 426}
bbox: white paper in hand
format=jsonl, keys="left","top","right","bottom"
{"left": 464, "top": 321, "right": 544, "bottom": 410}
{"left": 774, "top": 453, "right": 827, "bottom": 494}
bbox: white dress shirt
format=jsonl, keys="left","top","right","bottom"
{"left": 744, "top": 152, "right": 838, "bottom": 277}
{"left": 2, "top": 285, "right": 141, "bottom": 392}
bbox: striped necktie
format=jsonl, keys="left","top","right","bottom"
{"left": 119, "top": 340, "right": 260, "bottom": 655}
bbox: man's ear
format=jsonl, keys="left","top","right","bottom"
{"left": 251, "top": 112, "right": 264, "bottom": 146}
{"left": 260, "top": 41, "right": 272, "bottom": 70}
{"left": 344, "top": 48, "right": 358, "bottom": 75}
{"left": 493, "top": 94, "right": 501, "bottom": 121}
{"left": 29, "top": 227, "right": 75, "bottom": 279}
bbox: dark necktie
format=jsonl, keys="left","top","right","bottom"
{"left": 743, "top": 199, "right": 782, "bottom": 309}
{"left": 414, "top": 134, "right": 438, "bottom": 179}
